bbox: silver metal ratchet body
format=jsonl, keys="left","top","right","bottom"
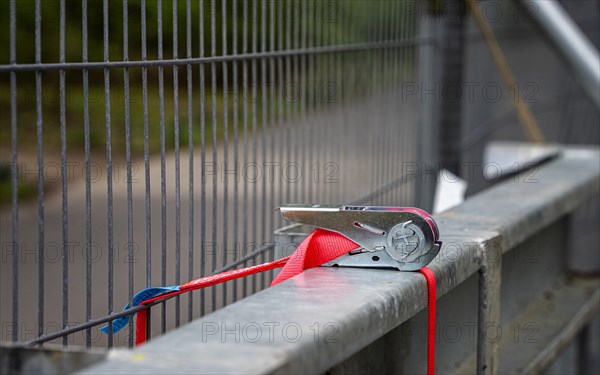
{"left": 279, "top": 204, "right": 442, "bottom": 271}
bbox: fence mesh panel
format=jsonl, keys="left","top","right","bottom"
{"left": 0, "top": 0, "right": 425, "bottom": 348}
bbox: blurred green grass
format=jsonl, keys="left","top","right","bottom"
{"left": 0, "top": 69, "right": 244, "bottom": 155}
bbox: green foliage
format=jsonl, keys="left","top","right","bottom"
{"left": 0, "top": 0, "right": 414, "bottom": 155}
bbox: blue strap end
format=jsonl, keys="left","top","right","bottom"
{"left": 101, "top": 286, "right": 180, "bottom": 335}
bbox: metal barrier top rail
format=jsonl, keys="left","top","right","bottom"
{"left": 79, "top": 144, "right": 600, "bottom": 374}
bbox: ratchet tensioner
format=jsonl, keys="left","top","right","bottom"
{"left": 279, "top": 204, "right": 442, "bottom": 271}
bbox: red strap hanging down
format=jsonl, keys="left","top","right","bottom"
{"left": 419, "top": 266, "right": 437, "bottom": 375}
{"left": 134, "top": 229, "right": 437, "bottom": 375}
{"left": 135, "top": 308, "right": 148, "bottom": 345}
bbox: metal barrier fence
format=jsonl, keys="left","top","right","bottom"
{"left": 1, "top": 0, "right": 599, "bottom": 359}
{"left": 0, "top": 0, "right": 428, "bottom": 349}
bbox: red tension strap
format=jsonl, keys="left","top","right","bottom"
{"left": 135, "top": 256, "right": 291, "bottom": 345}
{"left": 419, "top": 266, "right": 437, "bottom": 375}
{"left": 135, "top": 308, "right": 148, "bottom": 345}
{"left": 134, "top": 229, "right": 437, "bottom": 375}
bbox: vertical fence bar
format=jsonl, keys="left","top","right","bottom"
{"left": 381, "top": 0, "right": 389, "bottom": 205}
{"left": 381, "top": 0, "right": 389, "bottom": 203}
{"left": 397, "top": 1, "right": 405, "bottom": 205}
{"left": 315, "top": 0, "right": 323, "bottom": 204}
{"left": 410, "top": 2, "right": 419, "bottom": 205}
{"left": 186, "top": 0, "right": 194, "bottom": 322}
{"left": 382, "top": 0, "right": 392, "bottom": 204}
{"left": 390, "top": 0, "right": 400, "bottom": 205}
{"left": 260, "top": 0, "right": 268, "bottom": 288}
{"left": 376, "top": 0, "right": 384, "bottom": 205}
{"left": 251, "top": 0, "right": 258, "bottom": 294}
{"left": 268, "top": 0, "right": 276, "bottom": 279}
{"left": 323, "top": 0, "right": 330, "bottom": 203}
{"left": 35, "top": 0, "right": 45, "bottom": 342}
{"left": 81, "top": 0, "right": 92, "bottom": 350}
{"left": 292, "top": 0, "right": 299, "bottom": 204}
{"left": 221, "top": 0, "right": 229, "bottom": 307}
{"left": 122, "top": 0, "right": 135, "bottom": 347}
{"left": 387, "top": 0, "right": 396, "bottom": 203}
{"left": 351, "top": 2, "right": 362, "bottom": 203}
{"left": 210, "top": 0, "right": 218, "bottom": 311}
{"left": 379, "top": 1, "right": 387, "bottom": 203}
{"left": 366, "top": 2, "right": 375, "bottom": 202}
{"left": 306, "top": 0, "right": 313, "bottom": 205}
{"left": 157, "top": 0, "right": 168, "bottom": 334}
{"left": 339, "top": 0, "right": 346, "bottom": 202}
{"left": 102, "top": 0, "right": 113, "bottom": 349}
{"left": 285, "top": 0, "right": 293, "bottom": 206}
{"left": 409, "top": 1, "right": 418, "bottom": 205}
{"left": 9, "top": 0, "right": 19, "bottom": 344}
{"left": 141, "top": 0, "right": 152, "bottom": 291}
{"left": 337, "top": 0, "right": 348, "bottom": 204}
{"left": 242, "top": 0, "right": 250, "bottom": 298}
{"left": 299, "top": 0, "right": 307, "bottom": 205}
{"left": 123, "top": 0, "right": 133, "bottom": 347}
{"left": 231, "top": 0, "right": 240, "bottom": 301}
{"left": 322, "top": 0, "right": 330, "bottom": 204}
{"left": 172, "top": 0, "right": 182, "bottom": 328}
{"left": 338, "top": 0, "right": 348, "bottom": 202}
{"left": 199, "top": 0, "right": 207, "bottom": 316}
{"left": 277, "top": 0, "right": 285, "bottom": 229}
{"left": 59, "top": 0, "right": 68, "bottom": 347}
{"left": 391, "top": 0, "right": 401, "bottom": 205}
{"left": 398, "top": 2, "right": 409, "bottom": 206}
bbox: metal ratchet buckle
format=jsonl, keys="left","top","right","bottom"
{"left": 279, "top": 204, "right": 442, "bottom": 271}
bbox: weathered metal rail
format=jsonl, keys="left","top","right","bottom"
{"left": 70, "top": 144, "right": 598, "bottom": 374}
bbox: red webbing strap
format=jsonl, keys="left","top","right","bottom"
{"left": 135, "top": 309, "right": 148, "bottom": 345}
{"left": 180, "top": 256, "right": 290, "bottom": 291}
{"left": 419, "top": 266, "right": 437, "bottom": 375}
{"left": 135, "top": 257, "right": 291, "bottom": 345}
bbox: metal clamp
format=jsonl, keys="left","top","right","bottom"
{"left": 279, "top": 204, "right": 442, "bottom": 271}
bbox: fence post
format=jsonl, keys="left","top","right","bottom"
{"left": 417, "top": 0, "right": 442, "bottom": 212}
{"left": 438, "top": 0, "right": 466, "bottom": 177}
{"left": 477, "top": 235, "right": 503, "bottom": 375}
